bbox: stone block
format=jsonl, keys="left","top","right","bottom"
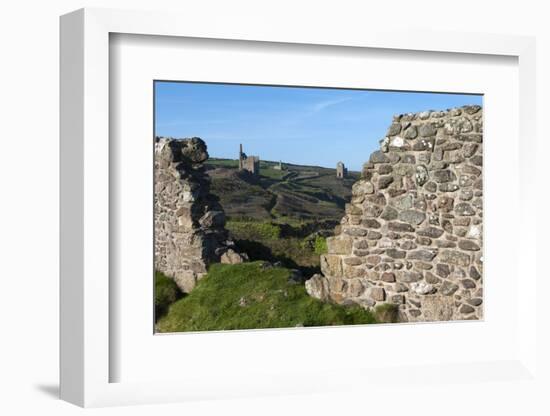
{"left": 368, "top": 287, "right": 386, "bottom": 301}
{"left": 458, "top": 240, "right": 481, "bottom": 251}
{"left": 381, "top": 272, "right": 396, "bottom": 282}
{"left": 343, "top": 256, "right": 363, "bottom": 266}
{"left": 347, "top": 279, "right": 365, "bottom": 297}
{"left": 386, "top": 248, "right": 407, "bottom": 259}
{"left": 398, "top": 210, "right": 426, "bottom": 225}
{"left": 408, "top": 249, "right": 438, "bottom": 262}
{"left": 399, "top": 271, "right": 423, "bottom": 283}
{"left": 321, "top": 254, "right": 343, "bottom": 277}
{"left": 439, "top": 281, "right": 459, "bottom": 296}
{"left": 329, "top": 277, "right": 346, "bottom": 293}
{"left": 173, "top": 270, "right": 198, "bottom": 293}
{"left": 416, "top": 226, "right": 444, "bottom": 238}
{"left": 388, "top": 222, "right": 415, "bottom": 233}
{"left": 305, "top": 274, "right": 330, "bottom": 301}
{"left": 440, "top": 250, "right": 471, "bottom": 267}
{"left": 362, "top": 219, "right": 381, "bottom": 229}
{"left": 421, "top": 295, "right": 457, "bottom": 321}
{"left": 326, "top": 236, "right": 353, "bottom": 255}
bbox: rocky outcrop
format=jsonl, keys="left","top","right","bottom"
{"left": 154, "top": 137, "right": 246, "bottom": 293}
{"left": 307, "top": 106, "right": 483, "bottom": 322}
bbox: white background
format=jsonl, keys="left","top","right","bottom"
{"left": 1, "top": 0, "right": 549, "bottom": 415}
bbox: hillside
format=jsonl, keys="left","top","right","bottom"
{"left": 204, "top": 158, "right": 360, "bottom": 274}
{"left": 205, "top": 158, "right": 360, "bottom": 222}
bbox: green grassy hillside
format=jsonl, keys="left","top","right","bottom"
{"left": 205, "top": 158, "right": 359, "bottom": 222}
{"left": 156, "top": 262, "right": 378, "bottom": 332}
{"left": 207, "top": 168, "right": 274, "bottom": 220}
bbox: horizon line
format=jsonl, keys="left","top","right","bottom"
{"left": 208, "top": 156, "right": 362, "bottom": 173}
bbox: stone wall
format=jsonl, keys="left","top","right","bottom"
{"left": 155, "top": 137, "right": 246, "bottom": 293}
{"left": 306, "top": 105, "right": 483, "bottom": 322}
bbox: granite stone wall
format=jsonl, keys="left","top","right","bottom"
{"left": 154, "top": 137, "right": 246, "bottom": 293}
{"left": 306, "top": 105, "right": 483, "bottom": 322}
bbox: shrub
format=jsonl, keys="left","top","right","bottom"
{"left": 227, "top": 220, "right": 281, "bottom": 240}
{"left": 155, "top": 271, "right": 183, "bottom": 320}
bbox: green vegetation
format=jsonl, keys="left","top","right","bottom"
{"left": 226, "top": 219, "right": 281, "bottom": 240}
{"left": 205, "top": 158, "right": 239, "bottom": 169}
{"left": 156, "top": 262, "right": 377, "bottom": 332}
{"left": 260, "top": 168, "right": 286, "bottom": 180}
{"left": 271, "top": 215, "right": 308, "bottom": 228}
{"left": 155, "top": 271, "right": 183, "bottom": 319}
{"left": 313, "top": 235, "right": 328, "bottom": 255}
{"left": 226, "top": 219, "right": 323, "bottom": 275}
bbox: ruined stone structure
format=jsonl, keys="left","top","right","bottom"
{"left": 238, "top": 144, "right": 260, "bottom": 175}
{"left": 336, "top": 161, "right": 347, "bottom": 178}
{"left": 306, "top": 105, "right": 483, "bottom": 322}
{"left": 155, "top": 137, "right": 246, "bottom": 293}
{"left": 273, "top": 160, "right": 284, "bottom": 171}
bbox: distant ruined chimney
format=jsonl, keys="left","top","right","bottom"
{"left": 238, "top": 143, "right": 260, "bottom": 175}
{"left": 239, "top": 143, "right": 243, "bottom": 170}
{"left": 336, "top": 161, "right": 347, "bottom": 178}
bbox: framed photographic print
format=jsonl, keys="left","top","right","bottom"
{"left": 60, "top": 7, "right": 539, "bottom": 408}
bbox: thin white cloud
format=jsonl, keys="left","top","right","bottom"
{"left": 310, "top": 97, "right": 353, "bottom": 113}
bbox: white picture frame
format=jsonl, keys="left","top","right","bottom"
{"left": 60, "top": 7, "right": 539, "bottom": 408}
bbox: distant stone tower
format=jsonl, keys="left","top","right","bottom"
{"left": 238, "top": 144, "right": 260, "bottom": 175}
{"left": 238, "top": 144, "right": 244, "bottom": 170}
{"left": 336, "top": 161, "right": 347, "bottom": 178}
{"left": 273, "top": 160, "right": 284, "bottom": 170}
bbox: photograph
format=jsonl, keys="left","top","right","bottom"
{"left": 153, "top": 81, "right": 483, "bottom": 332}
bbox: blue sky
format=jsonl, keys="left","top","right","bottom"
{"left": 155, "top": 82, "right": 482, "bottom": 171}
